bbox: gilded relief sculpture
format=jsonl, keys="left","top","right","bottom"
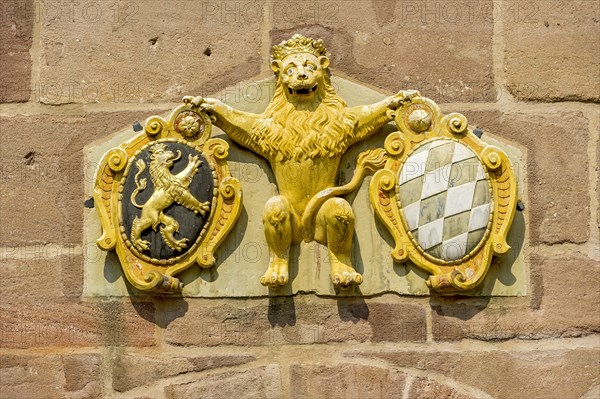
{"left": 186, "top": 35, "right": 418, "bottom": 289}
{"left": 94, "top": 34, "right": 518, "bottom": 294}
{"left": 94, "top": 104, "right": 243, "bottom": 293}
{"left": 129, "top": 144, "right": 211, "bottom": 253}
{"left": 370, "top": 98, "right": 517, "bottom": 292}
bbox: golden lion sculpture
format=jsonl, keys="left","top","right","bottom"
{"left": 185, "top": 34, "right": 418, "bottom": 289}
{"left": 130, "top": 143, "right": 210, "bottom": 253}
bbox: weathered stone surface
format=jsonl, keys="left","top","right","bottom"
{"left": 503, "top": 1, "right": 600, "bottom": 102}
{"left": 0, "top": 245, "right": 83, "bottom": 300}
{"left": 61, "top": 253, "right": 85, "bottom": 298}
{"left": 0, "top": 354, "right": 64, "bottom": 399}
{"left": 112, "top": 353, "right": 256, "bottom": 392}
{"left": 352, "top": 345, "right": 600, "bottom": 399}
{"left": 62, "top": 354, "right": 102, "bottom": 393}
{"left": 597, "top": 136, "right": 600, "bottom": 230}
{"left": 164, "top": 365, "right": 282, "bottom": 399}
{"left": 0, "top": 353, "right": 102, "bottom": 399}
{"left": 289, "top": 363, "right": 406, "bottom": 399}
{"left": 37, "top": 0, "right": 263, "bottom": 104}
{"left": 430, "top": 255, "right": 599, "bottom": 341}
{"left": 529, "top": 254, "right": 600, "bottom": 335}
{"left": 0, "top": 52, "right": 33, "bottom": 103}
{"left": 271, "top": 0, "right": 495, "bottom": 102}
{"left": 0, "top": 109, "right": 169, "bottom": 246}
{"left": 452, "top": 108, "right": 591, "bottom": 244}
{"left": 0, "top": 300, "right": 155, "bottom": 348}
{"left": 0, "top": 252, "right": 66, "bottom": 299}
{"left": 409, "top": 377, "right": 477, "bottom": 399}
{"left": 0, "top": 0, "right": 33, "bottom": 53}
{"left": 581, "top": 385, "right": 600, "bottom": 399}
{"left": 162, "top": 296, "right": 426, "bottom": 346}
{"left": 0, "top": 0, "right": 33, "bottom": 102}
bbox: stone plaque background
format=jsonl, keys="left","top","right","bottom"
{"left": 83, "top": 76, "right": 526, "bottom": 297}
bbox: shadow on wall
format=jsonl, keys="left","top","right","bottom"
{"left": 337, "top": 297, "right": 370, "bottom": 322}
{"left": 268, "top": 296, "right": 296, "bottom": 327}
{"left": 101, "top": 262, "right": 195, "bottom": 328}
{"left": 429, "top": 296, "right": 491, "bottom": 322}
{"left": 146, "top": 296, "right": 190, "bottom": 329}
{"left": 266, "top": 295, "right": 370, "bottom": 327}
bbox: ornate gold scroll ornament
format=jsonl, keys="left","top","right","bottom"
{"left": 370, "top": 98, "right": 518, "bottom": 292}
{"left": 94, "top": 103, "right": 242, "bottom": 293}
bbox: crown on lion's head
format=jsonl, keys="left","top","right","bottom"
{"left": 149, "top": 143, "right": 168, "bottom": 156}
{"left": 271, "top": 34, "right": 327, "bottom": 61}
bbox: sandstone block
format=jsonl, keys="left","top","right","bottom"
{"left": 62, "top": 354, "right": 102, "bottom": 393}
{"left": 37, "top": 0, "right": 263, "bottom": 104}
{"left": 0, "top": 353, "right": 102, "bottom": 399}
{"left": 0, "top": 109, "right": 169, "bottom": 246}
{"left": 409, "top": 377, "right": 477, "bottom": 399}
{"left": 271, "top": 0, "right": 495, "bottom": 102}
{"left": 430, "top": 255, "right": 599, "bottom": 341}
{"left": 112, "top": 353, "right": 255, "bottom": 392}
{"left": 352, "top": 345, "right": 600, "bottom": 399}
{"left": 452, "top": 109, "right": 591, "bottom": 244}
{"left": 164, "top": 366, "right": 282, "bottom": 399}
{"left": 0, "top": 299, "right": 155, "bottom": 348}
{"left": 503, "top": 0, "right": 600, "bottom": 102}
{"left": 289, "top": 363, "right": 406, "bottom": 399}
{"left": 163, "top": 296, "right": 426, "bottom": 346}
{"left": 0, "top": 251, "right": 66, "bottom": 299}
{"left": 0, "top": 0, "right": 33, "bottom": 102}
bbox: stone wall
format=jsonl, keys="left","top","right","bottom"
{"left": 1, "top": 1, "right": 598, "bottom": 398}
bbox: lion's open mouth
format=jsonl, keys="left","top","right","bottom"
{"left": 288, "top": 85, "right": 318, "bottom": 95}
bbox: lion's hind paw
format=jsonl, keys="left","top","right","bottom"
{"left": 260, "top": 272, "right": 288, "bottom": 289}
{"left": 260, "top": 260, "right": 289, "bottom": 289}
{"left": 331, "top": 271, "right": 363, "bottom": 290}
{"left": 170, "top": 238, "right": 189, "bottom": 252}
{"left": 134, "top": 239, "right": 150, "bottom": 252}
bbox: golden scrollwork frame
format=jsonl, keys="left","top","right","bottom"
{"left": 370, "top": 97, "right": 517, "bottom": 292}
{"left": 94, "top": 100, "right": 243, "bottom": 293}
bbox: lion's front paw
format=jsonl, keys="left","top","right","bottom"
{"left": 184, "top": 96, "right": 204, "bottom": 108}
{"left": 388, "top": 90, "right": 421, "bottom": 109}
{"left": 188, "top": 154, "right": 202, "bottom": 171}
{"left": 193, "top": 201, "right": 211, "bottom": 217}
{"left": 400, "top": 89, "right": 420, "bottom": 101}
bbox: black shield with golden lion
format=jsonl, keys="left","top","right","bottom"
{"left": 119, "top": 140, "right": 215, "bottom": 262}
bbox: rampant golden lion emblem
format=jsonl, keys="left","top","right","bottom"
{"left": 130, "top": 143, "right": 210, "bottom": 253}
{"left": 185, "top": 34, "right": 419, "bottom": 289}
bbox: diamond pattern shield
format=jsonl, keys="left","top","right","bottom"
{"left": 398, "top": 139, "right": 493, "bottom": 261}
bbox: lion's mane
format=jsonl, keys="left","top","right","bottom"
{"left": 251, "top": 75, "right": 357, "bottom": 162}
{"left": 149, "top": 154, "right": 182, "bottom": 196}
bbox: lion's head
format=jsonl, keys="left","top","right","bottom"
{"left": 270, "top": 34, "right": 329, "bottom": 106}
{"left": 148, "top": 143, "right": 182, "bottom": 189}
{"left": 149, "top": 143, "right": 180, "bottom": 169}
{"left": 251, "top": 35, "right": 357, "bottom": 162}
{"left": 271, "top": 51, "right": 329, "bottom": 106}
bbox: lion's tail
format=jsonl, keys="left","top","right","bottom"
{"left": 301, "top": 148, "right": 388, "bottom": 240}
{"left": 130, "top": 159, "right": 147, "bottom": 209}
